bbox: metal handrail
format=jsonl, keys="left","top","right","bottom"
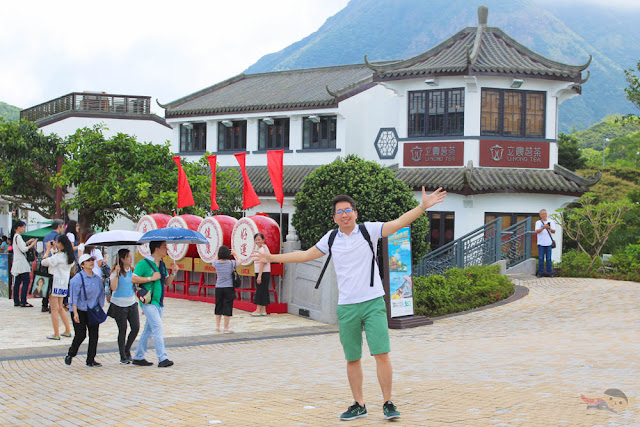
{"left": 415, "top": 216, "right": 533, "bottom": 276}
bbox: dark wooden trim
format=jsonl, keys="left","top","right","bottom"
{"left": 399, "top": 136, "right": 556, "bottom": 142}
{"left": 33, "top": 111, "right": 171, "bottom": 129}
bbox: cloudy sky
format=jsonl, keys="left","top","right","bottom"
{"left": 0, "top": 0, "right": 349, "bottom": 112}
{"left": 2, "top": 0, "right": 639, "bottom": 114}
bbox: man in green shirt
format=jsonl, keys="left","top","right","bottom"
{"left": 131, "top": 241, "right": 178, "bottom": 368}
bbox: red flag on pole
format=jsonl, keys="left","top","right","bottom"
{"left": 206, "top": 155, "right": 219, "bottom": 211}
{"left": 234, "top": 152, "right": 261, "bottom": 210}
{"left": 267, "top": 149, "right": 284, "bottom": 207}
{"left": 172, "top": 156, "right": 195, "bottom": 209}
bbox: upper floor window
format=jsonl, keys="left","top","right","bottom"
{"left": 408, "top": 89, "right": 464, "bottom": 137}
{"left": 180, "top": 123, "right": 207, "bottom": 152}
{"left": 259, "top": 118, "right": 290, "bottom": 150}
{"left": 218, "top": 121, "right": 247, "bottom": 152}
{"left": 481, "top": 89, "right": 545, "bottom": 138}
{"left": 303, "top": 116, "right": 337, "bottom": 149}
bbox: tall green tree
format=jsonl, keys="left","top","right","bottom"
{"left": 56, "top": 126, "right": 243, "bottom": 231}
{"left": 557, "top": 133, "right": 586, "bottom": 171}
{"left": 624, "top": 59, "right": 640, "bottom": 113}
{"left": 292, "top": 155, "right": 429, "bottom": 264}
{"left": 0, "top": 119, "right": 63, "bottom": 218}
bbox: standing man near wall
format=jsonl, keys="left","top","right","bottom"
{"left": 535, "top": 209, "right": 556, "bottom": 277}
{"left": 254, "top": 186, "right": 446, "bottom": 421}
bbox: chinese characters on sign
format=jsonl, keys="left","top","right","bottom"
{"left": 403, "top": 141, "right": 464, "bottom": 167}
{"left": 479, "top": 140, "right": 550, "bottom": 168}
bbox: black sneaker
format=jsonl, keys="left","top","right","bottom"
{"left": 158, "top": 359, "right": 174, "bottom": 368}
{"left": 64, "top": 355, "right": 72, "bottom": 365}
{"left": 340, "top": 402, "right": 367, "bottom": 420}
{"left": 132, "top": 359, "right": 154, "bottom": 366}
{"left": 383, "top": 401, "right": 400, "bottom": 420}
{"left": 120, "top": 358, "right": 131, "bottom": 364}
{"left": 86, "top": 361, "right": 102, "bottom": 367}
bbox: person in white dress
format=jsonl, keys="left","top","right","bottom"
{"left": 41, "top": 235, "right": 75, "bottom": 340}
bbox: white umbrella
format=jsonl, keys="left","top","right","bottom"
{"left": 85, "top": 230, "right": 143, "bottom": 247}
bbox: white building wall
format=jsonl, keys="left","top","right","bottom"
{"left": 41, "top": 116, "right": 172, "bottom": 144}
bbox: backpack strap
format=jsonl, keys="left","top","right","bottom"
{"left": 314, "top": 229, "right": 339, "bottom": 289}
{"left": 358, "top": 224, "right": 377, "bottom": 287}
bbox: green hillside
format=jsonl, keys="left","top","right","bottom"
{"left": 0, "top": 102, "right": 20, "bottom": 121}
{"left": 245, "top": 0, "right": 640, "bottom": 132}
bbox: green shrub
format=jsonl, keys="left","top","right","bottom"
{"left": 609, "top": 243, "right": 640, "bottom": 281}
{"left": 413, "top": 265, "right": 514, "bottom": 317}
{"left": 556, "top": 249, "right": 603, "bottom": 278}
{"left": 292, "top": 155, "right": 429, "bottom": 264}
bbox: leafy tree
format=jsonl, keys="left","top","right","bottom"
{"left": 624, "top": 60, "right": 640, "bottom": 112}
{"left": 0, "top": 119, "right": 64, "bottom": 218}
{"left": 557, "top": 133, "right": 586, "bottom": 171}
{"left": 55, "top": 125, "right": 243, "bottom": 231}
{"left": 552, "top": 193, "right": 633, "bottom": 269}
{"left": 292, "top": 155, "right": 429, "bottom": 264}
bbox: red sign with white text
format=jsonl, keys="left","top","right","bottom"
{"left": 403, "top": 141, "right": 464, "bottom": 167}
{"left": 479, "top": 140, "right": 549, "bottom": 168}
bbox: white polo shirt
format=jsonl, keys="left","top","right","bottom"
{"left": 535, "top": 219, "right": 556, "bottom": 247}
{"left": 315, "top": 222, "right": 385, "bottom": 305}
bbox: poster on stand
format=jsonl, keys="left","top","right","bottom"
{"left": 0, "top": 254, "right": 9, "bottom": 298}
{"left": 387, "top": 227, "right": 413, "bottom": 318}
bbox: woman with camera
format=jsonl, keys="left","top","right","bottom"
{"left": 41, "top": 235, "right": 75, "bottom": 340}
{"left": 10, "top": 221, "right": 37, "bottom": 307}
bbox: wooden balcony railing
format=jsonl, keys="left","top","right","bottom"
{"left": 20, "top": 92, "right": 152, "bottom": 122}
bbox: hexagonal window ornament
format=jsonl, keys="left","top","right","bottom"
{"left": 374, "top": 128, "right": 399, "bottom": 159}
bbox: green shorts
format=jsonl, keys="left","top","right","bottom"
{"left": 336, "top": 296, "right": 390, "bottom": 362}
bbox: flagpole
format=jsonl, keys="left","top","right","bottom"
{"left": 279, "top": 206, "right": 283, "bottom": 252}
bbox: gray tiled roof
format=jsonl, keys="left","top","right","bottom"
{"left": 396, "top": 164, "right": 599, "bottom": 195}
{"left": 220, "top": 164, "right": 598, "bottom": 196}
{"left": 370, "top": 27, "right": 590, "bottom": 81}
{"left": 163, "top": 65, "right": 374, "bottom": 118}
{"left": 218, "top": 165, "right": 319, "bottom": 195}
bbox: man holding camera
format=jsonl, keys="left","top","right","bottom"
{"left": 535, "top": 209, "right": 556, "bottom": 277}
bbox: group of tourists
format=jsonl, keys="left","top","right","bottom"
{"left": 7, "top": 218, "right": 277, "bottom": 370}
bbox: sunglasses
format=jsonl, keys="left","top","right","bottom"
{"left": 335, "top": 208, "right": 353, "bottom": 215}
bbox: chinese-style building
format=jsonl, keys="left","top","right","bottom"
{"left": 159, "top": 6, "right": 597, "bottom": 262}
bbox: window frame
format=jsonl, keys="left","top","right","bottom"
{"left": 258, "top": 118, "right": 290, "bottom": 151}
{"left": 481, "top": 89, "right": 546, "bottom": 138}
{"left": 179, "top": 123, "right": 207, "bottom": 153}
{"left": 302, "top": 115, "right": 337, "bottom": 149}
{"left": 217, "top": 121, "right": 247, "bottom": 152}
{"left": 408, "top": 88, "right": 465, "bottom": 137}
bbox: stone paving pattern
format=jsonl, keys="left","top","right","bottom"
{"left": 0, "top": 277, "right": 638, "bottom": 426}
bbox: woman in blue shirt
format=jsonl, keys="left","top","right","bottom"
{"left": 107, "top": 248, "right": 140, "bottom": 364}
{"left": 65, "top": 253, "right": 105, "bottom": 367}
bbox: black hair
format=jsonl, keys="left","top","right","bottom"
{"left": 10, "top": 220, "right": 26, "bottom": 241}
{"left": 116, "top": 248, "right": 130, "bottom": 277}
{"left": 254, "top": 233, "right": 265, "bottom": 240}
{"left": 57, "top": 235, "right": 76, "bottom": 265}
{"left": 1, "top": 235, "right": 7, "bottom": 243}
{"left": 332, "top": 194, "right": 357, "bottom": 213}
{"left": 65, "top": 220, "right": 78, "bottom": 242}
{"left": 149, "top": 241, "right": 164, "bottom": 254}
{"left": 218, "top": 245, "right": 231, "bottom": 260}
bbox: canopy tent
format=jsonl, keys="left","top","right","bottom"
{"left": 22, "top": 226, "right": 54, "bottom": 241}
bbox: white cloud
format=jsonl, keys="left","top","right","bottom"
{"left": 0, "top": 0, "right": 350, "bottom": 110}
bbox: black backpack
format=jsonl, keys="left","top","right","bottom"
{"left": 315, "top": 224, "right": 378, "bottom": 289}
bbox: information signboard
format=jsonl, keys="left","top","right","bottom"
{"left": 387, "top": 227, "right": 414, "bottom": 318}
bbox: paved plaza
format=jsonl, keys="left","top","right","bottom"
{"left": 0, "top": 276, "right": 638, "bottom": 426}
